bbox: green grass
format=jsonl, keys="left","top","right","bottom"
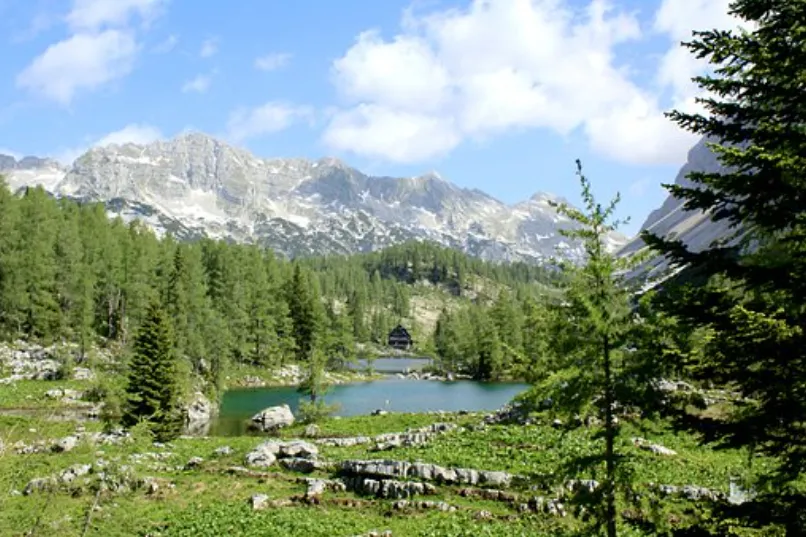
{"left": 0, "top": 379, "right": 94, "bottom": 410}
{"left": 0, "top": 378, "right": 790, "bottom": 537}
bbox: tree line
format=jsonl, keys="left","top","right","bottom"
{"left": 0, "top": 185, "right": 554, "bottom": 385}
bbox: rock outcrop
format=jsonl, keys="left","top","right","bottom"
{"left": 316, "top": 422, "right": 458, "bottom": 451}
{"left": 244, "top": 439, "right": 319, "bottom": 468}
{"left": 339, "top": 459, "right": 516, "bottom": 488}
{"left": 183, "top": 392, "right": 215, "bottom": 436}
{"left": 248, "top": 405, "right": 295, "bottom": 432}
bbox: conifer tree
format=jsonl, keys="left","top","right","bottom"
{"left": 0, "top": 177, "right": 26, "bottom": 337}
{"left": 540, "top": 161, "right": 639, "bottom": 537}
{"left": 642, "top": 1, "right": 806, "bottom": 531}
{"left": 285, "top": 264, "right": 322, "bottom": 361}
{"left": 122, "top": 299, "right": 182, "bottom": 441}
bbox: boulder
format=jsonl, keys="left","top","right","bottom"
{"left": 278, "top": 440, "right": 318, "bottom": 459}
{"left": 183, "top": 392, "right": 214, "bottom": 436}
{"left": 244, "top": 442, "right": 280, "bottom": 468}
{"left": 52, "top": 435, "right": 81, "bottom": 453}
{"left": 72, "top": 367, "right": 95, "bottom": 380}
{"left": 251, "top": 493, "right": 270, "bottom": 510}
{"left": 249, "top": 404, "right": 295, "bottom": 432}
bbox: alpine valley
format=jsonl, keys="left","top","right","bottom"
{"left": 0, "top": 132, "right": 630, "bottom": 263}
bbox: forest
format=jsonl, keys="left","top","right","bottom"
{"left": 0, "top": 181, "right": 558, "bottom": 393}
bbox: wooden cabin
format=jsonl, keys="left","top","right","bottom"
{"left": 387, "top": 324, "right": 414, "bottom": 350}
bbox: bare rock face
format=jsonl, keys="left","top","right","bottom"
{"left": 339, "top": 459, "right": 516, "bottom": 488}
{"left": 342, "top": 476, "right": 436, "bottom": 499}
{"left": 619, "top": 136, "right": 738, "bottom": 284}
{"left": 249, "top": 404, "right": 295, "bottom": 433}
{"left": 6, "top": 133, "right": 628, "bottom": 265}
{"left": 183, "top": 392, "right": 215, "bottom": 436}
{"left": 244, "top": 439, "right": 319, "bottom": 468}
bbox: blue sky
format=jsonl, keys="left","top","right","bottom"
{"left": 0, "top": 0, "right": 736, "bottom": 235}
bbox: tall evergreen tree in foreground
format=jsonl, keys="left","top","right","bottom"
{"left": 643, "top": 0, "right": 806, "bottom": 532}
{"left": 540, "top": 161, "right": 639, "bottom": 537}
{"left": 122, "top": 299, "right": 182, "bottom": 441}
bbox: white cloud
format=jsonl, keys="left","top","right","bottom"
{"left": 182, "top": 74, "right": 212, "bottom": 93}
{"left": 653, "top": 0, "right": 743, "bottom": 103}
{"left": 199, "top": 37, "right": 218, "bottom": 58}
{"left": 323, "top": 104, "right": 460, "bottom": 163}
{"left": 17, "top": 0, "right": 167, "bottom": 105}
{"left": 152, "top": 34, "right": 178, "bottom": 53}
{"left": 226, "top": 102, "right": 313, "bottom": 142}
{"left": 254, "top": 52, "right": 292, "bottom": 71}
{"left": 96, "top": 123, "right": 163, "bottom": 147}
{"left": 323, "top": 0, "right": 745, "bottom": 166}
{"left": 66, "top": 0, "right": 165, "bottom": 32}
{"left": 16, "top": 30, "right": 138, "bottom": 105}
{"left": 56, "top": 123, "right": 164, "bottom": 164}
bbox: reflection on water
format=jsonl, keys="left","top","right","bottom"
{"left": 213, "top": 378, "right": 528, "bottom": 436}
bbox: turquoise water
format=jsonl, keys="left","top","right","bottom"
{"left": 213, "top": 378, "right": 528, "bottom": 436}
{"left": 347, "top": 357, "right": 433, "bottom": 373}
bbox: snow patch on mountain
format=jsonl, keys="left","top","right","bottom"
{"left": 2, "top": 133, "right": 630, "bottom": 263}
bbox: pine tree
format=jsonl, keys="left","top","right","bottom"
{"left": 0, "top": 177, "right": 26, "bottom": 337}
{"left": 18, "top": 187, "right": 60, "bottom": 341}
{"left": 285, "top": 264, "right": 322, "bottom": 361}
{"left": 122, "top": 299, "right": 182, "bottom": 441}
{"left": 540, "top": 161, "right": 639, "bottom": 537}
{"left": 642, "top": 2, "right": 806, "bottom": 532}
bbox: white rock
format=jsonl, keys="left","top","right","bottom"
{"left": 249, "top": 404, "right": 295, "bottom": 432}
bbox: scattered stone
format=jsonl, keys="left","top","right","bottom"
{"left": 304, "top": 424, "right": 320, "bottom": 438}
{"left": 250, "top": 494, "right": 270, "bottom": 510}
{"left": 280, "top": 457, "right": 334, "bottom": 473}
{"left": 632, "top": 437, "right": 677, "bottom": 456}
{"left": 214, "top": 446, "right": 233, "bottom": 457}
{"left": 52, "top": 435, "right": 81, "bottom": 453}
{"left": 317, "top": 436, "right": 372, "bottom": 448}
{"left": 279, "top": 440, "right": 318, "bottom": 459}
{"left": 185, "top": 457, "right": 204, "bottom": 470}
{"left": 23, "top": 477, "right": 56, "bottom": 495}
{"left": 566, "top": 479, "right": 600, "bottom": 493}
{"left": 317, "top": 422, "right": 457, "bottom": 451}
{"left": 299, "top": 477, "right": 346, "bottom": 499}
{"left": 475, "top": 510, "right": 493, "bottom": 520}
{"left": 459, "top": 488, "right": 518, "bottom": 502}
{"left": 72, "top": 367, "right": 95, "bottom": 380}
{"left": 393, "top": 500, "right": 457, "bottom": 512}
{"left": 342, "top": 476, "right": 436, "bottom": 499}
{"left": 249, "top": 404, "right": 295, "bottom": 432}
{"left": 340, "top": 459, "right": 516, "bottom": 488}
{"left": 244, "top": 439, "right": 318, "bottom": 468}
{"left": 45, "top": 388, "right": 84, "bottom": 401}
{"left": 59, "top": 463, "right": 92, "bottom": 483}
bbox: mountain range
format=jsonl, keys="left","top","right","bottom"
{"left": 617, "top": 137, "right": 731, "bottom": 281}
{"left": 0, "top": 132, "right": 629, "bottom": 263}
{"left": 0, "top": 132, "right": 730, "bottom": 271}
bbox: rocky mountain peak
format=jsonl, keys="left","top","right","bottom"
{"left": 6, "top": 132, "right": 630, "bottom": 263}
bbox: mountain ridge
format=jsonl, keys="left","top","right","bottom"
{"left": 1, "top": 131, "right": 628, "bottom": 263}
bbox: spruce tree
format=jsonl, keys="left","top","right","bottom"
{"left": 541, "top": 161, "right": 639, "bottom": 537}
{"left": 122, "top": 299, "right": 182, "bottom": 441}
{"left": 285, "top": 264, "right": 322, "bottom": 361}
{"left": 642, "top": 1, "right": 806, "bottom": 532}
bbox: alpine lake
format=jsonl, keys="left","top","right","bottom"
{"left": 213, "top": 357, "right": 529, "bottom": 436}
